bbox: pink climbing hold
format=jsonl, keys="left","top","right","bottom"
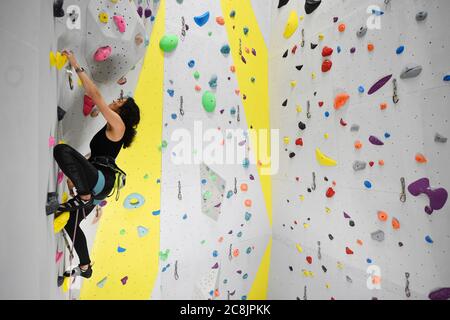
{"left": 113, "top": 15, "right": 126, "bottom": 33}
{"left": 94, "top": 46, "right": 112, "bottom": 62}
{"left": 83, "top": 95, "right": 96, "bottom": 116}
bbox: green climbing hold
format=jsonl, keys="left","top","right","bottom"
{"left": 202, "top": 91, "right": 216, "bottom": 112}
{"left": 159, "top": 34, "right": 179, "bottom": 52}
{"left": 194, "top": 71, "right": 200, "bottom": 80}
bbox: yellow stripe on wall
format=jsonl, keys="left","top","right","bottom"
{"left": 80, "top": 1, "right": 165, "bottom": 299}
{"left": 219, "top": 0, "right": 272, "bottom": 300}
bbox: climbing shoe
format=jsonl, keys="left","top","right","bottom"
{"left": 64, "top": 265, "right": 93, "bottom": 279}
{"left": 57, "top": 195, "right": 94, "bottom": 213}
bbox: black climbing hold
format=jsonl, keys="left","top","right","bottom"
{"left": 282, "top": 49, "right": 289, "bottom": 58}
{"left": 53, "top": 0, "right": 65, "bottom": 18}
{"left": 296, "top": 65, "right": 304, "bottom": 71}
{"left": 289, "top": 152, "right": 296, "bottom": 158}
{"left": 328, "top": 234, "right": 334, "bottom": 240}
{"left": 282, "top": 99, "right": 288, "bottom": 107}
{"left": 399, "top": 242, "right": 404, "bottom": 247}
{"left": 349, "top": 220, "right": 355, "bottom": 227}
{"left": 289, "top": 266, "right": 293, "bottom": 271}
{"left": 310, "top": 43, "right": 318, "bottom": 50}
{"left": 298, "top": 121, "right": 306, "bottom": 130}
{"left": 57, "top": 106, "right": 66, "bottom": 121}
{"left": 305, "top": 0, "right": 321, "bottom": 14}
{"left": 46, "top": 192, "right": 59, "bottom": 215}
{"left": 322, "top": 265, "right": 327, "bottom": 273}
{"left": 278, "top": 0, "right": 290, "bottom": 9}
{"left": 57, "top": 276, "right": 65, "bottom": 287}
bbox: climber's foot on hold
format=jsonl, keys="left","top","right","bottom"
{"left": 57, "top": 194, "right": 93, "bottom": 213}
{"left": 64, "top": 265, "right": 93, "bottom": 279}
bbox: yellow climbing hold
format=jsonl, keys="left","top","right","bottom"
{"left": 54, "top": 212, "right": 70, "bottom": 233}
{"left": 303, "top": 223, "right": 310, "bottom": 229}
{"left": 49, "top": 51, "right": 67, "bottom": 70}
{"left": 318, "top": 33, "right": 325, "bottom": 41}
{"left": 311, "top": 72, "right": 316, "bottom": 79}
{"left": 299, "top": 195, "right": 305, "bottom": 201}
{"left": 62, "top": 276, "right": 70, "bottom": 292}
{"left": 290, "top": 80, "right": 297, "bottom": 88}
{"left": 325, "top": 207, "right": 331, "bottom": 214}
{"left": 316, "top": 148, "right": 337, "bottom": 167}
{"left": 283, "top": 11, "right": 299, "bottom": 39}
{"left": 296, "top": 243, "right": 303, "bottom": 253}
{"left": 283, "top": 137, "right": 290, "bottom": 145}
{"left": 99, "top": 12, "right": 109, "bottom": 23}
{"left": 337, "top": 262, "right": 344, "bottom": 270}
{"left": 324, "top": 133, "right": 329, "bottom": 139}
{"left": 299, "top": 15, "right": 304, "bottom": 21}
{"left": 325, "top": 283, "right": 330, "bottom": 289}
{"left": 296, "top": 105, "right": 302, "bottom": 113}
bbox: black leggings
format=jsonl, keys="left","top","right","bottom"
{"left": 53, "top": 144, "right": 110, "bottom": 266}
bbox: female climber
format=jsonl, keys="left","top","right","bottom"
{"left": 53, "top": 50, "right": 140, "bottom": 278}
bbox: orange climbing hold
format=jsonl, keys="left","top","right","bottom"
{"left": 230, "top": 65, "right": 236, "bottom": 73}
{"left": 392, "top": 218, "right": 400, "bottom": 230}
{"left": 216, "top": 16, "right": 225, "bottom": 25}
{"left": 244, "top": 199, "right": 252, "bottom": 207}
{"left": 338, "top": 23, "right": 346, "bottom": 32}
{"left": 334, "top": 93, "right": 350, "bottom": 110}
{"left": 380, "top": 103, "right": 388, "bottom": 110}
{"left": 357, "top": 239, "right": 363, "bottom": 246}
{"left": 415, "top": 153, "right": 428, "bottom": 163}
{"left": 368, "top": 43, "right": 375, "bottom": 52}
{"left": 354, "top": 140, "right": 363, "bottom": 150}
{"left": 378, "top": 211, "right": 388, "bottom": 221}
{"left": 233, "top": 249, "right": 240, "bottom": 257}
{"left": 240, "top": 183, "right": 248, "bottom": 192}
{"left": 378, "top": 159, "right": 385, "bottom": 166}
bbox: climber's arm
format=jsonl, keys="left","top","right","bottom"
{"left": 61, "top": 50, "right": 125, "bottom": 136}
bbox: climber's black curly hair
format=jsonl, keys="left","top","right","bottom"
{"left": 118, "top": 97, "right": 140, "bottom": 148}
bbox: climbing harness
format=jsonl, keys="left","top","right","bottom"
{"left": 89, "top": 156, "right": 127, "bottom": 201}
{"left": 400, "top": 177, "right": 406, "bottom": 203}
{"left": 174, "top": 260, "right": 179, "bottom": 280}
{"left": 392, "top": 78, "right": 399, "bottom": 104}
{"left": 178, "top": 180, "right": 182, "bottom": 200}
{"left": 405, "top": 272, "right": 411, "bottom": 298}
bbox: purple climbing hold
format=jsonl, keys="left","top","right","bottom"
{"left": 408, "top": 178, "right": 448, "bottom": 215}
{"left": 369, "top": 136, "right": 384, "bottom": 146}
{"left": 368, "top": 74, "right": 393, "bottom": 95}
{"left": 343, "top": 212, "right": 351, "bottom": 219}
{"left": 429, "top": 288, "right": 450, "bottom": 300}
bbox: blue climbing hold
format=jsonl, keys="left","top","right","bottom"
{"left": 152, "top": 209, "right": 160, "bottom": 216}
{"left": 425, "top": 235, "right": 433, "bottom": 244}
{"left": 358, "top": 85, "right": 365, "bottom": 93}
{"left": 171, "top": 113, "right": 177, "bottom": 120}
{"left": 123, "top": 193, "right": 145, "bottom": 209}
{"left": 188, "top": 60, "right": 195, "bottom": 68}
{"left": 226, "top": 190, "right": 233, "bottom": 199}
{"left": 396, "top": 46, "right": 405, "bottom": 55}
{"left": 209, "top": 75, "right": 218, "bottom": 89}
{"left": 213, "top": 250, "right": 218, "bottom": 257}
{"left": 245, "top": 212, "right": 252, "bottom": 221}
{"left": 364, "top": 180, "right": 372, "bottom": 189}
{"left": 443, "top": 75, "right": 450, "bottom": 82}
{"left": 367, "top": 258, "right": 372, "bottom": 264}
{"left": 167, "top": 89, "right": 175, "bottom": 97}
{"left": 137, "top": 226, "right": 149, "bottom": 237}
{"left": 243, "top": 158, "right": 250, "bottom": 168}
{"left": 325, "top": 111, "right": 330, "bottom": 118}
{"left": 194, "top": 12, "right": 210, "bottom": 27}
{"left": 182, "top": 214, "right": 188, "bottom": 220}
{"left": 384, "top": 132, "right": 391, "bottom": 139}
{"left": 117, "top": 246, "right": 126, "bottom": 253}
{"left": 221, "top": 44, "right": 231, "bottom": 55}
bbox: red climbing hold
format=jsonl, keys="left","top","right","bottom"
{"left": 326, "top": 187, "right": 336, "bottom": 198}
{"left": 306, "top": 256, "right": 313, "bottom": 264}
{"left": 340, "top": 118, "right": 348, "bottom": 126}
{"left": 345, "top": 247, "right": 354, "bottom": 255}
{"left": 295, "top": 138, "right": 304, "bottom": 146}
{"left": 322, "top": 46, "right": 333, "bottom": 57}
{"left": 83, "top": 95, "right": 95, "bottom": 116}
{"left": 322, "top": 59, "right": 332, "bottom": 72}
{"left": 292, "top": 45, "right": 298, "bottom": 54}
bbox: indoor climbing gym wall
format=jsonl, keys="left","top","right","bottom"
{"left": 46, "top": 0, "right": 162, "bottom": 299}
{"left": 157, "top": 0, "right": 273, "bottom": 300}
{"left": 268, "top": 0, "right": 450, "bottom": 300}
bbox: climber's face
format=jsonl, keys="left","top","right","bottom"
{"left": 110, "top": 96, "right": 128, "bottom": 112}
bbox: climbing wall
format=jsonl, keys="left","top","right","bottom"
{"left": 48, "top": 0, "right": 161, "bottom": 299}
{"left": 158, "top": 0, "right": 272, "bottom": 300}
{"left": 268, "top": 0, "right": 450, "bottom": 300}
